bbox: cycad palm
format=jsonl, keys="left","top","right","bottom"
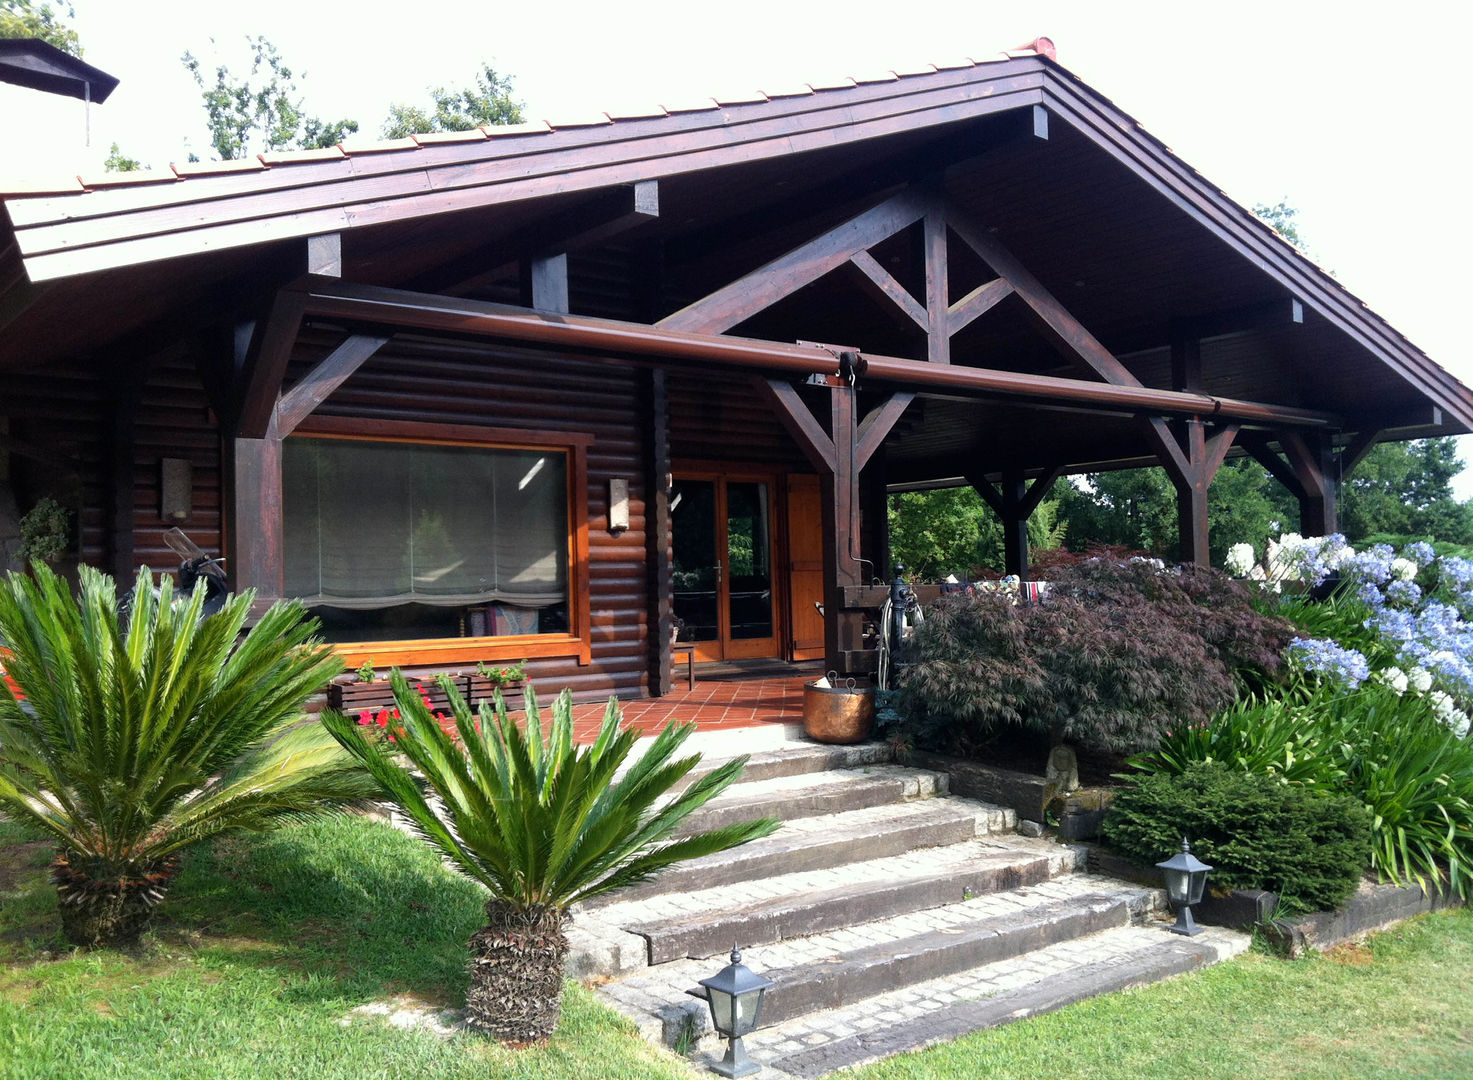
{"left": 320, "top": 674, "right": 780, "bottom": 1043}
{"left": 0, "top": 563, "right": 375, "bottom": 947}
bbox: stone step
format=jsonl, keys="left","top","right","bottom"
{"left": 577, "top": 796, "right": 1013, "bottom": 912}
{"left": 618, "top": 838, "right": 1072, "bottom": 964}
{"left": 745, "top": 924, "right": 1251, "bottom": 1078}
{"left": 595, "top": 873, "right": 1163, "bottom": 1046}
{"left": 671, "top": 765, "right": 947, "bottom": 839}
{"left": 669, "top": 742, "right": 891, "bottom": 794}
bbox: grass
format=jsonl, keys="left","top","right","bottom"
{"left": 3, "top": 814, "right": 1473, "bottom": 1080}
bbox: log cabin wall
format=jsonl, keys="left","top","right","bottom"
{"left": 284, "top": 333, "right": 650, "bottom": 702}
{"left": 667, "top": 371, "right": 812, "bottom": 469}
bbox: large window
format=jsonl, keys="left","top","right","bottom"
{"left": 279, "top": 423, "right": 590, "bottom": 664}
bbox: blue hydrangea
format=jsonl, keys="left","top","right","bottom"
{"left": 1341, "top": 544, "right": 1395, "bottom": 585}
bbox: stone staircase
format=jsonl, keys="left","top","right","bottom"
{"left": 570, "top": 740, "right": 1249, "bottom": 1078}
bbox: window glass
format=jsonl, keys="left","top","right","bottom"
{"left": 283, "top": 438, "right": 569, "bottom": 643}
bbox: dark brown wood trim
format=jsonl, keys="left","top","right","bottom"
{"left": 1017, "top": 466, "right": 1063, "bottom": 519}
{"left": 274, "top": 333, "right": 390, "bottom": 436}
{"left": 755, "top": 377, "right": 837, "bottom": 473}
{"left": 234, "top": 288, "right": 307, "bottom": 438}
{"left": 658, "top": 187, "right": 929, "bottom": 335}
{"left": 1339, "top": 429, "right": 1382, "bottom": 477}
{"left": 294, "top": 413, "right": 596, "bottom": 448}
{"left": 855, "top": 391, "right": 914, "bottom": 471}
{"left": 848, "top": 250, "right": 928, "bottom": 329}
{"left": 947, "top": 277, "right": 1014, "bottom": 336}
{"left": 1238, "top": 432, "right": 1307, "bottom": 500}
{"left": 923, "top": 202, "right": 949, "bottom": 365}
{"left": 643, "top": 369, "right": 673, "bottom": 696}
{"left": 947, "top": 206, "right": 1141, "bottom": 387}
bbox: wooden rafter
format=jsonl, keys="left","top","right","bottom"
{"left": 847, "top": 251, "right": 927, "bottom": 330}
{"left": 274, "top": 333, "right": 390, "bottom": 436}
{"left": 659, "top": 187, "right": 928, "bottom": 335}
{"left": 922, "top": 202, "right": 949, "bottom": 364}
{"left": 233, "top": 288, "right": 307, "bottom": 438}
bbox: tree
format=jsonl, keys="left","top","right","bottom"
{"left": 1340, "top": 438, "right": 1473, "bottom": 544}
{"left": 0, "top": 563, "right": 375, "bottom": 947}
{"left": 888, "top": 487, "right": 1065, "bottom": 579}
{"left": 1253, "top": 199, "right": 1305, "bottom": 252}
{"left": 321, "top": 677, "right": 779, "bottom": 1043}
{"left": 182, "top": 36, "right": 358, "bottom": 161}
{"left": 103, "top": 142, "right": 140, "bottom": 172}
{"left": 382, "top": 62, "right": 524, "bottom": 138}
{"left": 0, "top": 0, "right": 80, "bottom": 55}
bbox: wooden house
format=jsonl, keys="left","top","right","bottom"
{"left": 2, "top": 37, "right": 1469, "bottom": 702}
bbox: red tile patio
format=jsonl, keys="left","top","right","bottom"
{"left": 566, "top": 668, "right": 818, "bottom": 743}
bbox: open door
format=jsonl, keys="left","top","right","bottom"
{"left": 671, "top": 473, "right": 780, "bottom": 661}
{"left": 786, "top": 474, "right": 825, "bottom": 661}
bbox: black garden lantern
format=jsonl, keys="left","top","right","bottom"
{"left": 1156, "top": 837, "right": 1212, "bottom": 936}
{"left": 695, "top": 946, "right": 773, "bottom": 1077}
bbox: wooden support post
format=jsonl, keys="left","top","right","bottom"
{"left": 1000, "top": 468, "right": 1029, "bottom": 579}
{"left": 643, "top": 369, "right": 674, "bottom": 697}
{"left": 861, "top": 446, "right": 890, "bottom": 581}
{"left": 823, "top": 384, "right": 865, "bottom": 675}
{"left": 107, "top": 370, "right": 141, "bottom": 585}
{"left": 523, "top": 252, "right": 570, "bottom": 313}
{"left": 965, "top": 466, "right": 1061, "bottom": 579}
{"left": 1281, "top": 431, "right": 1339, "bottom": 537}
{"left": 1147, "top": 417, "right": 1238, "bottom": 566}
{"left": 229, "top": 423, "right": 284, "bottom": 601}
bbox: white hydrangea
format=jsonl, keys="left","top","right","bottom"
{"left": 1376, "top": 667, "right": 1409, "bottom": 694}
{"left": 1391, "top": 557, "right": 1419, "bottom": 582}
{"left": 1409, "top": 667, "right": 1434, "bottom": 693}
{"left": 1225, "top": 543, "right": 1256, "bottom": 578}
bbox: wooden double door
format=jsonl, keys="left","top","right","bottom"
{"left": 671, "top": 470, "right": 824, "bottom": 662}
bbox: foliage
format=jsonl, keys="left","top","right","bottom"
{"left": 1340, "top": 439, "right": 1473, "bottom": 546}
{"left": 476, "top": 657, "right": 526, "bottom": 685}
{"left": 887, "top": 486, "right": 1065, "bottom": 579}
{"left": 16, "top": 495, "right": 69, "bottom": 562}
{"left": 1253, "top": 199, "right": 1306, "bottom": 252}
{"left": 1133, "top": 679, "right": 1473, "bottom": 901}
{"left": 320, "top": 674, "right": 779, "bottom": 1040}
{"left": 182, "top": 36, "right": 359, "bottom": 161}
{"left": 0, "top": 562, "right": 371, "bottom": 946}
{"left": 1102, "top": 762, "right": 1372, "bottom": 912}
{"left": 382, "top": 63, "right": 524, "bottom": 138}
{"left": 103, "top": 142, "right": 141, "bottom": 172}
{"left": 355, "top": 660, "right": 376, "bottom": 683}
{"left": 895, "top": 560, "right": 1285, "bottom": 755}
{"left": 0, "top": 0, "right": 79, "bottom": 55}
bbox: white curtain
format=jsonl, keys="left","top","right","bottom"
{"left": 283, "top": 438, "right": 567, "bottom": 609}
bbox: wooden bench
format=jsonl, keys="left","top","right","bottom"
{"left": 672, "top": 647, "right": 696, "bottom": 691}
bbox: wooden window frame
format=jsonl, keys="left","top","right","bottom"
{"left": 288, "top": 415, "right": 593, "bottom": 668}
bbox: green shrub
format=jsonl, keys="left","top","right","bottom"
{"left": 1101, "top": 762, "right": 1372, "bottom": 912}
{"left": 1130, "top": 682, "right": 1473, "bottom": 900}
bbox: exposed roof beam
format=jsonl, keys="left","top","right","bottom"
{"left": 405, "top": 181, "right": 660, "bottom": 296}
{"left": 296, "top": 277, "right": 1342, "bottom": 429}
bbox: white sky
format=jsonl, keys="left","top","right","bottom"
{"left": 3, "top": 0, "right": 1471, "bottom": 490}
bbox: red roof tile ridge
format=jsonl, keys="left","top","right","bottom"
{"left": 78, "top": 168, "right": 179, "bottom": 190}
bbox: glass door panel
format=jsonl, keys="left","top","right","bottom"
{"left": 670, "top": 474, "right": 780, "bottom": 661}
{"left": 672, "top": 479, "right": 718, "bottom": 645}
{"left": 725, "top": 481, "right": 773, "bottom": 642}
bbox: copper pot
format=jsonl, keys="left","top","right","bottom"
{"left": 802, "top": 679, "right": 875, "bottom": 744}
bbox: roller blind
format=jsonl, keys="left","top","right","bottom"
{"left": 283, "top": 438, "right": 567, "bottom": 610}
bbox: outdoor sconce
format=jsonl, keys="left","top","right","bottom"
{"left": 1156, "top": 837, "right": 1212, "bottom": 936}
{"left": 693, "top": 946, "right": 773, "bottom": 1078}
{"left": 160, "top": 458, "right": 192, "bottom": 522}
{"left": 609, "top": 478, "right": 630, "bottom": 533}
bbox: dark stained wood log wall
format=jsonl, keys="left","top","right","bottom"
{"left": 290, "top": 333, "right": 651, "bottom": 701}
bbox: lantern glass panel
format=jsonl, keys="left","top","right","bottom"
{"left": 1163, "top": 867, "right": 1189, "bottom": 904}
{"left": 1188, "top": 867, "right": 1208, "bottom": 905}
{"left": 708, "top": 988, "right": 736, "bottom": 1034}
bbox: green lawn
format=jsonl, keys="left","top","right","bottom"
{"left": 2, "top": 815, "right": 1471, "bottom": 1080}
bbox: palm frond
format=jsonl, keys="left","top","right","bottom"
{"left": 327, "top": 680, "right": 780, "bottom": 912}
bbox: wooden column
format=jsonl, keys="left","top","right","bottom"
{"left": 643, "top": 369, "right": 674, "bottom": 697}
{"left": 1281, "top": 431, "right": 1339, "bottom": 537}
{"left": 822, "top": 384, "right": 865, "bottom": 674}
{"left": 757, "top": 375, "right": 910, "bottom": 677}
{"left": 860, "top": 445, "right": 891, "bottom": 581}
{"left": 230, "top": 425, "right": 284, "bottom": 600}
{"left": 1146, "top": 417, "right": 1238, "bottom": 565}
{"left": 966, "top": 467, "right": 1061, "bottom": 579}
